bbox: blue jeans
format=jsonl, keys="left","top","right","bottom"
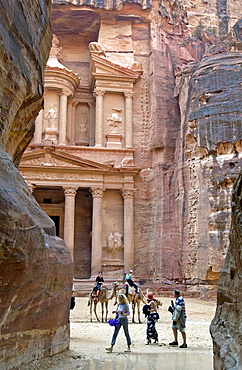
{"left": 111, "top": 317, "right": 131, "bottom": 346}
{"left": 126, "top": 279, "right": 138, "bottom": 294}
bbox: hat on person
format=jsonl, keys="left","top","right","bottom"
{"left": 146, "top": 292, "right": 155, "bottom": 300}
{"left": 129, "top": 270, "right": 133, "bottom": 273}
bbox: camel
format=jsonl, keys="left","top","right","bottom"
{"left": 115, "top": 286, "right": 162, "bottom": 323}
{"left": 116, "top": 285, "right": 147, "bottom": 323}
{"left": 88, "top": 281, "right": 119, "bottom": 322}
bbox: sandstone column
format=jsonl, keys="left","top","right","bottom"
{"left": 88, "top": 101, "right": 95, "bottom": 146}
{"left": 121, "top": 188, "right": 135, "bottom": 272}
{"left": 124, "top": 91, "right": 134, "bottom": 148}
{"left": 34, "top": 109, "right": 43, "bottom": 144}
{"left": 67, "top": 99, "right": 73, "bottom": 143}
{"left": 94, "top": 89, "right": 105, "bottom": 147}
{"left": 90, "top": 187, "right": 105, "bottom": 276}
{"left": 59, "top": 89, "right": 69, "bottom": 145}
{"left": 70, "top": 101, "right": 77, "bottom": 145}
{"left": 63, "top": 187, "right": 77, "bottom": 258}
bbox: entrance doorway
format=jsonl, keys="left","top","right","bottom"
{"left": 49, "top": 215, "right": 60, "bottom": 237}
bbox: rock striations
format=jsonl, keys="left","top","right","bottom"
{"left": 0, "top": 1, "right": 73, "bottom": 369}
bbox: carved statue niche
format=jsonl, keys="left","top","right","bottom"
{"left": 107, "top": 232, "right": 123, "bottom": 253}
{"left": 106, "top": 109, "right": 122, "bottom": 133}
{"left": 45, "top": 105, "right": 58, "bottom": 130}
{"left": 75, "top": 104, "right": 90, "bottom": 146}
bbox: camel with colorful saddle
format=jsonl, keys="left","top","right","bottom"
{"left": 88, "top": 281, "right": 119, "bottom": 322}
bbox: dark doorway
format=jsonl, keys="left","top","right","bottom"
{"left": 49, "top": 215, "right": 60, "bottom": 237}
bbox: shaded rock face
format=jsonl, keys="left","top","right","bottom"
{"left": 0, "top": 1, "right": 73, "bottom": 368}
{"left": 0, "top": 0, "right": 51, "bottom": 165}
{"left": 210, "top": 173, "right": 242, "bottom": 369}
{"left": 174, "top": 37, "right": 242, "bottom": 287}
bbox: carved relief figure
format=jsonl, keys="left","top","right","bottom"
{"left": 107, "top": 232, "right": 123, "bottom": 252}
{"left": 45, "top": 106, "right": 58, "bottom": 130}
{"left": 89, "top": 42, "right": 106, "bottom": 57}
{"left": 76, "top": 105, "right": 89, "bottom": 145}
{"left": 106, "top": 109, "right": 122, "bottom": 132}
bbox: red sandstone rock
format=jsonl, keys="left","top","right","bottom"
{"left": 0, "top": 1, "right": 73, "bottom": 368}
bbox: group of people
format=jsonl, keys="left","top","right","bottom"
{"left": 91, "top": 272, "right": 187, "bottom": 352}
{"left": 105, "top": 288, "right": 187, "bottom": 353}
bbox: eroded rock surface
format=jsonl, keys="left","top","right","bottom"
{"left": 0, "top": 1, "right": 73, "bottom": 369}
{"left": 210, "top": 173, "right": 242, "bottom": 369}
{"left": 174, "top": 32, "right": 242, "bottom": 289}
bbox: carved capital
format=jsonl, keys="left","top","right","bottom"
{"left": 90, "top": 187, "right": 105, "bottom": 197}
{"left": 63, "top": 187, "right": 77, "bottom": 196}
{"left": 26, "top": 182, "right": 36, "bottom": 193}
{"left": 61, "top": 88, "right": 71, "bottom": 97}
{"left": 94, "top": 88, "right": 105, "bottom": 97}
{"left": 88, "top": 101, "right": 95, "bottom": 108}
{"left": 124, "top": 91, "right": 134, "bottom": 99}
{"left": 121, "top": 188, "right": 136, "bottom": 198}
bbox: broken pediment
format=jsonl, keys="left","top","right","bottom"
{"left": 20, "top": 148, "right": 114, "bottom": 171}
{"left": 89, "top": 50, "right": 142, "bottom": 89}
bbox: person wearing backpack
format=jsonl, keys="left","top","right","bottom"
{"left": 144, "top": 292, "right": 159, "bottom": 345}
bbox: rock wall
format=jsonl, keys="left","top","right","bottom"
{"left": 210, "top": 172, "right": 242, "bottom": 369}
{"left": 0, "top": 1, "right": 73, "bottom": 369}
{"left": 174, "top": 33, "right": 242, "bottom": 288}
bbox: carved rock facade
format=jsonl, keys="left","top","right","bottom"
{"left": 18, "top": 1, "right": 242, "bottom": 294}
{"left": 0, "top": 1, "right": 73, "bottom": 369}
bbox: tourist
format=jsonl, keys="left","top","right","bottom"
{"left": 106, "top": 293, "right": 132, "bottom": 353}
{"left": 145, "top": 292, "right": 159, "bottom": 344}
{"left": 95, "top": 271, "right": 104, "bottom": 298}
{"left": 168, "top": 289, "right": 187, "bottom": 348}
{"left": 125, "top": 270, "right": 139, "bottom": 294}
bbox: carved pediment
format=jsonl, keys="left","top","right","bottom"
{"left": 89, "top": 52, "right": 142, "bottom": 88}
{"left": 20, "top": 148, "right": 113, "bottom": 171}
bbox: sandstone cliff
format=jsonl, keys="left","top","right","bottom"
{"left": 210, "top": 172, "right": 242, "bottom": 369}
{"left": 0, "top": 1, "right": 73, "bottom": 368}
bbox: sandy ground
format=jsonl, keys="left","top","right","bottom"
{"left": 19, "top": 296, "right": 216, "bottom": 370}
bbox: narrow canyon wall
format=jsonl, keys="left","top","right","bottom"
{"left": 0, "top": 1, "right": 73, "bottom": 369}
{"left": 174, "top": 30, "right": 242, "bottom": 289}
{"left": 210, "top": 171, "right": 242, "bottom": 369}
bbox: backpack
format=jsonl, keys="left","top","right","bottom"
{"left": 142, "top": 304, "right": 151, "bottom": 317}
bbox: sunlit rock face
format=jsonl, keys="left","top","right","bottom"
{"left": 0, "top": 1, "right": 73, "bottom": 368}
{"left": 210, "top": 173, "right": 242, "bottom": 369}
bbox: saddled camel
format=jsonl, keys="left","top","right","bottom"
{"left": 88, "top": 281, "right": 119, "bottom": 322}
{"left": 115, "top": 286, "right": 162, "bottom": 323}
{"left": 116, "top": 286, "right": 147, "bottom": 323}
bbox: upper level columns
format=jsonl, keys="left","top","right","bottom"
{"left": 59, "top": 89, "right": 70, "bottom": 145}
{"left": 121, "top": 188, "right": 136, "bottom": 272}
{"left": 63, "top": 186, "right": 77, "bottom": 258}
{"left": 94, "top": 88, "right": 105, "bottom": 147}
{"left": 124, "top": 91, "right": 134, "bottom": 148}
{"left": 90, "top": 187, "right": 105, "bottom": 276}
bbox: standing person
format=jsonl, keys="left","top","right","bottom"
{"left": 95, "top": 271, "right": 104, "bottom": 297}
{"left": 106, "top": 293, "right": 132, "bottom": 353}
{"left": 168, "top": 289, "right": 187, "bottom": 348}
{"left": 145, "top": 292, "right": 159, "bottom": 344}
{"left": 125, "top": 270, "right": 139, "bottom": 295}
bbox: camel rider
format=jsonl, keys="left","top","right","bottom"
{"left": 95, "top": 271, "right": 104, "bottom": 298}
{"left": 125, "top": 270, "right": 139, "bottom": 295}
